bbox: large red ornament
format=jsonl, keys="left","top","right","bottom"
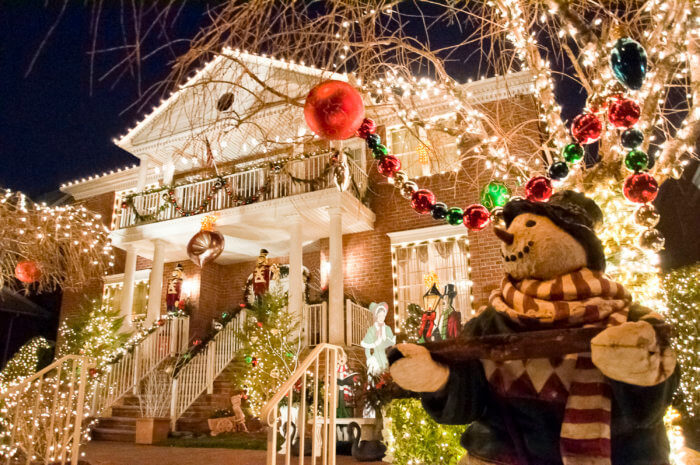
{"left": 607, "top": 98, "right": 640, "bottom": 128}
{"left": 410, "top": 189, "right": 436, "bottom": 214}
{"left": 377, "top": 155, "right": 402, "bottom": 177}
{"left": 304, "top": 80, "right": 365, "bottom": 140}
{"left": 623, "top": 173, "right": 659, "bottom": 203}
{"left": 463, "top": 204, "right": 491, "bottom": 231}
{"left": 525, "top": 176, "right": 554, "bottom": 202}
{"left": 15, "top": 260, "right": 41, "bottom": 283}
{"left": 571, "top": 113, "right": 603, "bottom": 144}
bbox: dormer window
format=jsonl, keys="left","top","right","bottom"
{"left": 217, "top": 92, "right": 234, "bottom": 111}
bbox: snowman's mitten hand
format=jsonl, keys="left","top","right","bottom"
{"left": 388, "top": 343, "right": 449, "bottom": 392}
{"left": 591, "top": 321, "right": 676, "bottom": 386}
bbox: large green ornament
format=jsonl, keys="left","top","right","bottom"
{"left": 480, "top": 181, "right": 511, "bottom": 210}
{"left": 445, "top": 207, "right": 464, "bottom": 226}
{"left": 562, "top": 143, "right": 584, "bottom": 163}
{"left": 625, "top": 149, "right": 649, "bottom": 172}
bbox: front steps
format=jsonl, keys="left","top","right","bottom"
{"left": 92, "top": 364, "right": 238, "bottom": 441}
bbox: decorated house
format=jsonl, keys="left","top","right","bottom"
{"left": 47, "top": 51, "right": 539, "bottom": 443}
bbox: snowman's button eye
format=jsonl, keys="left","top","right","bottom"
{"left": 526, "top": 220, "right": 536, "bottom": 227}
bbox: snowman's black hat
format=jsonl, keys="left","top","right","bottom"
{"left": 503, "top": 190, "right": 606, "bottom": 271}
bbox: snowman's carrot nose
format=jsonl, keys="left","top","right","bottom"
{"left": 494, "top": 228, "right": 514, "bottom": 245}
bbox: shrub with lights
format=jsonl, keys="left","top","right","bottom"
{"left": 233, "top": 289, "right": 302, "bottom": 416}
{"left": 0, "top": 337, "right": 53, "bottom": 385}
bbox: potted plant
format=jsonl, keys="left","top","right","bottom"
{"left": 207, "top": 408, "right": 235, "bottom": 436}
{"left": 135, "top": 370, "right": 171, "bottom": 444}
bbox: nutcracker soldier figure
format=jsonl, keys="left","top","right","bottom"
{"left": 252, "top": 249, "right": 280, "bottom": 298}
{"left": 166, "top": 263, "right": 184, "bottom": 313}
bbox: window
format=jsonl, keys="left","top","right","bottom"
{"left": 102, "top": 270, "right": 151, "bottom": 321}
{"left": 390, "top": 227, "right": 473, "bottom": 325}
{"left": 341, "top": 140, "right": 366, "bottom": 171}
{"left": 388, "top": 126, "right": 461, "bottom": 178}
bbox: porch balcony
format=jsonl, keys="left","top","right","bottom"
{"left": 115, "top": 152, "right": 369, "bottom": 230}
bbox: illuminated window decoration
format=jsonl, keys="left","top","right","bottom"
{"left": 390, "top": 227, "right": 473, "bottom": 334}
{"left": 102, "top": 270, "right": 151, "bottom": 320}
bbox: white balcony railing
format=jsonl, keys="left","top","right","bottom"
{"left": 261, "top": 344, "right": 345, "bottom": 465}
{"left": 169, "top": 311, "right": 245, "bottom": 430}
{"left": 0, "top": 356, "right": 92, "bottom": 465}
{"left": 118, "top": 153, "right": 369, "bottom": 229}
{"left": 91, "top": 316, "right": 189, "bottom": 416}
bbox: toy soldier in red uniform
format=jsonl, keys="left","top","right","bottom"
{"left": 166, "top": 263, "right": 184, "bottom": 312}
{"left": 252, "top": 249, "right": 279, "bottom": 298}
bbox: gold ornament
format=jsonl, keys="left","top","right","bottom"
{"left": 639, "top": 228, "right": 665, "bottom": 252}
{"left": 634, "top": 204, "right": 660, "bottom": 228}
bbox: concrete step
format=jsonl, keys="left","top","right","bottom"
{"left": 91, "top": 426, "right": 136, "bottom": 442}
{"left": 111, "top": 405, "right": 141, "bottom": 418}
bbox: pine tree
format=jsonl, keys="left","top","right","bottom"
{"left": 58, "top": 300, "right": 132, "bottom": 365}
{"left": 234, "top": 290, "right": 302, "bottom": 416}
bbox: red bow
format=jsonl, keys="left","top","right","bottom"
{"left": 420, "top": 311, "right": 436, "bottom": 338}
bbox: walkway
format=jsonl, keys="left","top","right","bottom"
{"left": 83, "top": 441, "right": 385, "bottom": 465}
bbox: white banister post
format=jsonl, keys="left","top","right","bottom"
{"left": 121, "top": 244, "right": 137, "bottom": 329}
{"left": 345, "top": 299, "right": 352, "bottom": 346}
{"left": 328, "top": 206, "right": 344, "bottom": 345}
{"left": 206, "top": 341, "right": 216, "bottom": 395}
{"left": 170, "top": 379, "right": 179, "bottom": 431}
{"left": 147, "top": 239, "right": 166, "bottom": 325}
{"left": 132, "top": 345, "right": 141, "bottom": 395}
{"left": 288, "top": 215, "right": 303, "bottom": 320}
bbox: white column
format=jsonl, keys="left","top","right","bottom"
{"left": 162, "top": 159, "right": 175, "bottom": 186}
{"left": 121, "top": 244, "right": 137, "bottom": 327}
{"left": 147, "top": 239, "right": 166, "bottom": 323}
{"left": 288, "top": 216, "right": 304, "bottom": 319}
{"left": 136, "top": 157, "right": 150, "bottom": 191}
{"left": 328, "top": 206, "right": 344, "bottom": 345}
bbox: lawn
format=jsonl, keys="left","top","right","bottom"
{"left": 159, "top": 432, "right": 269, "bottom": 450}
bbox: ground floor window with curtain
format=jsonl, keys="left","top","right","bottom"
{"left": 102, "top": 270, "right": 150, "bottom": 323}
{"left": 393, "top": 235, "right": 472, "bottom": 325}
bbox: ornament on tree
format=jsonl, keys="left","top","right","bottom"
{"left": 571, "top": 113, "right": 603, "bottom": 144}
{"left": 525, "top": 176, "right": 554, "bottom": 202}
{"left": 480, "top": 181, "right": 511, "bottom": 210}
{"left": 548, "top": 161, "right": 570, "bottom": 181}
{"left": 356, "top": 118, "right": 377, "bottom": 139}
{"left": 377, "top": 155, "right": 402, "bottom": 177}
{"left": 607, "top": 98, "right": 641, "bottom": 128}
{"left": 463, "top": 205, "right": 491, "bottom": 231}
{"left": 623, "top": 172, "right": 659, "bottom": 203}
{"left": 244, "top": 355, "right": 253, "bottom": 364}
{"left": 610, "top": 38, "right": 648, "bottom": 90}
{"left": 562, "top": 143, "right": 585, "bottom": 163}
{"left": 445, "top": 207, "right": 464, "bottom": 226}
{"left": 187, "top": 215, "right": 225, "bottom": 267}
{"left": 251, "top": 357, "right": 259, "bottom": 367}
{"left": 634, "top": 204, "right": 660, "bottom": 228}
{"left": 624, "top": 149, "right": 649, "bottom": 172}
{"left": 639, "top": 229, "right": 665, "bottom": 252}
{"left": 431, "top": 202, "right": 449, "bottom": 220}
{"left": 304, "top": 80, "right": 365, "bottom": 140}
{"left": 411, "top": 189, "right": 437, "bottom": 214}
{"left": 621, "top": 128, "right": 644, "bottom": 149}
{"left": 14, "top": 260, "right": 41, "bottom": 283}
{"left": 400, "top": 181, "right": 418, "bottom": 199}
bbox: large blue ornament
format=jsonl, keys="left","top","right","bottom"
{"left": 610, "top": 38, "right": 647, "bottom": 90}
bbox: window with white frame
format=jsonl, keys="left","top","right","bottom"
{"left": 388, "top": 126, "right": 460, "bottom": 178}
{"left": 102, "top": 269, "right": 151, "bottom": 321}
{"left": 390, "top": 226, "right": 473, "bottom": 326}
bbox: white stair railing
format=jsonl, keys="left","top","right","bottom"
{"left": 0, "top": 356, "right": 92, "bottom": 465}
{"left": 91, "top": 315, "right": 189, "bottom": 416}
{"left": 302, "top": 302, "right": 327, "bottom": 347}
{"left": 169, "top": 311, "right": 244, "bottom": 430}
{"left": 345, "top": 300, "right": 373, "bottom": 346}
{"left": 261, "top": 343, "right": 344, "bottom": 465}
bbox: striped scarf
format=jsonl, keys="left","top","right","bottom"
{"left": 489, "top": 268, "right": 632, "bottom": 465}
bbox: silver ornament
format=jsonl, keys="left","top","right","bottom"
{"left": 490, "top": 207, "right": 505, "bottom": 227}
{"left": 400, "top": 181, "right": 418, "bottom": 199}
{"left": 393, "top": 170, "right": 409, "bottom": 189}
{"left": 639, "top": 229, "right": 665, "bottom": 252}
{"left": 213, "top": 321, "right": 224, "bottom": 331}
{"left": 634, "top": 204, "right": 660, "bottom": 228}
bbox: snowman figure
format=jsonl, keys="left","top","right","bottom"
{"left": 389, "top": 191, "right": 677, "bottom": 465}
